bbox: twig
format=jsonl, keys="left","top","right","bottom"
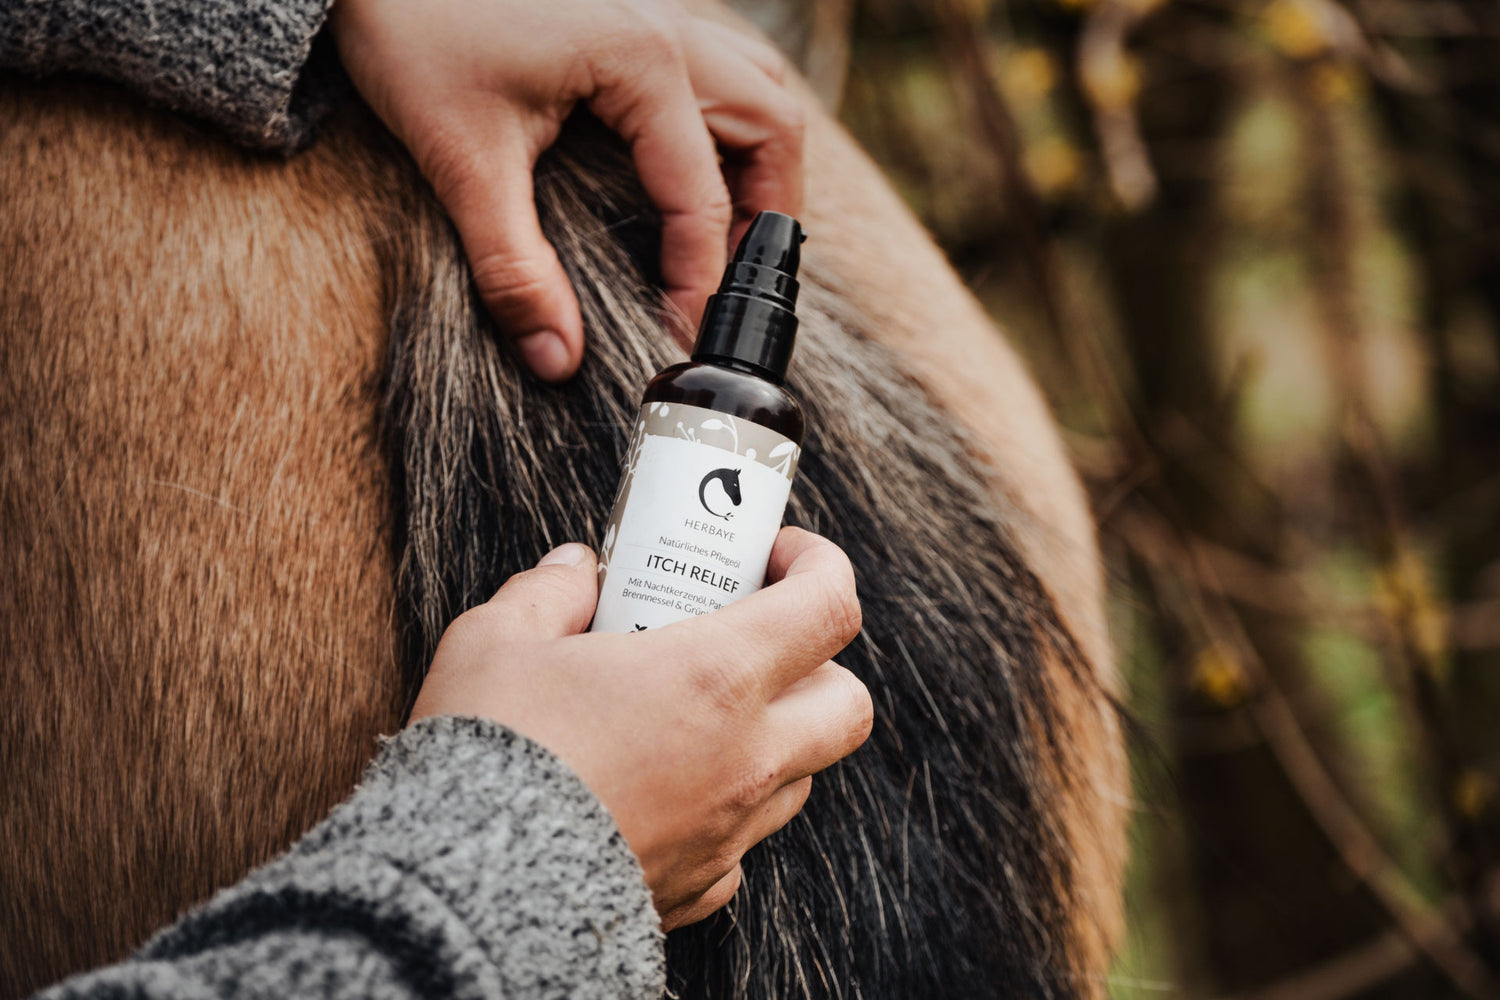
{"left": 1078, "top": 0, "right": 1159, "bottom": 210}
{"left": 1116, "top": 505, "right": 1384, "bottom": 634}
{"left": 805, "top": 0, "right": 855, "bottom": 110}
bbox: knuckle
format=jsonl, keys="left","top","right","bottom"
{"left": 704, "top": 845, "right": 742, "bottom": 883}
{"left": 811, "top": 570, "right": 862, "bottom": 648}
{"left": 728, "top": 764, "right": 775, "bottom": 812}
{"left": 468, "top": 251, "right": 556, "bottom": 309}
{"left": 703, "top": 183, "right": 734, "bottom": 223}
{"left": 840, "top": 669, "right": 875, "bottom": 740}
{"left": 467, "top": 566, "right": 578, "bottom": 636}
{"left": 713, "top": 865, "right": 744, "bottom": 903}
{"left": 415, "top": 126, "right": 484, "bottom": 201}
{"left": 789, "top": 775, "right": 814, "bottom": 812}
{"left": 450, "top": 602, "right": 501, "bottom": 643}
{"left": 622, "top": 19, "right": 685, "bottom": 70}
{"left": 770, "top": 93, "right": 806, "bottom": 142}
{"left": 682, "top": 864, "right": 741, "bottom": 925}
{"left": 667, "top": 181, "right": 732, "bottom": 228}
{"left": 747, "top": 37, "right": 792, "bottom": 84}
{"left": 701, "top": 806, "right": 739, "bottom": 846}
{"left": 516, "top": 564, "right": 578, "bottom": 606}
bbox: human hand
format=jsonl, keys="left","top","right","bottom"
{"left": 409, "top": 527, "right": 869, "bottom": 929}
{"left": 329, "top": 0, "right": 805, "bottom": 382}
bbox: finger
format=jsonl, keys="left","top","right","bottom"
{"left": 474, "top": 543, "right": 599, "bottom": 642}
{"left": 764, "top": 525, "right": 848, "bottom": 588}
{"left": 425, "top": 133, "right": 585, "bottom": 382}
{"left": 766, "top": 662, "right": 873, "bottom": 783}
{"left": 669, "top": 528, "right": 862, "bottom": 697}
{"left": 589, "top": 46, "right": 732, "bottom": 337}
{"left": 741, "top": 774, "right": 813, "bottom": 849}
{"left": 662, "top": 863, "right": 743, "bottom": 931}
{"left": 684, "top": 20, "right": 805, "bottom": 230}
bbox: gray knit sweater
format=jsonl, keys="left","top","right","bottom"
{"left": 0, "top": 0, "right": 338, "bottom": 149}
{"left": 35, "top": 717, "right": 666, "bottom": 999}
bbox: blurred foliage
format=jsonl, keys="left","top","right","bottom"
{"left": 759, "top": 0, "right": 1500, "bottom": 996}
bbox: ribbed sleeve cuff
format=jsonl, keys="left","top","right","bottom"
{"left": 142, "top": 716, "right": 665, "bottom": 1000}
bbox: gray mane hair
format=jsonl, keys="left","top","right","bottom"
{"left": 377, "top": 117, "right": 1102, "bottom": 998}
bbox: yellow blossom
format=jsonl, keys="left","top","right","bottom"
{"left": 1264, "top": 0, "right": 1328, "bottom": 59}
{"left": 1454, "top": 770, "right": 1494, "bottom": 821}
{"left": 1374, "top": 553, "right": 1450, "bottom": 677}
{"left": 1190, "top": 645, "right": 1251, "bottom": 707}
{"left": 1002, "top": 47, "right": 1059, "bottom": 106}
{"left": 1025, "top": 136, "right": 1082, "bottom": 197}
{"left": 1310, "top": 61, "right": 1361, "bottom": 104}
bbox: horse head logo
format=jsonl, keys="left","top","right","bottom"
{"left": 698, "top": 468, "right": 742, "bottom": 520}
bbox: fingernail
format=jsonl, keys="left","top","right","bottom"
{"left": 517, "top": 330, "right": 570, "bottom": 381}
{"left": 538, "top": 543, "right": 590, "bottom": 568}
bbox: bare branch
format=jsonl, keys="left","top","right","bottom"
{"left": 1078, "top": 0, "right": 1159, "bottom": 210}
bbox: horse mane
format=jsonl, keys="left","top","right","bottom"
{"left": 381, "top": 119, "right": 1107, "bottom": 997}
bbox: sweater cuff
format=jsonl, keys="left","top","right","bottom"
{"left": 146, "top": 716, "right": 665, "bottom": 1000}
{"left": 0, "top": 0, "right": 342, "bottom": 151}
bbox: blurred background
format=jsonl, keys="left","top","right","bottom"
{"left": 733, "top": 0, "right": 1500, "bottom": 997}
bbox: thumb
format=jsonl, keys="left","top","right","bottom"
{"left": 482, "top": 543, "right": 600, "bottom": 641}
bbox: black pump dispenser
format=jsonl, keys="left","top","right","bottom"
{"left": 691, "top": 211, "right": 806, "bottom": 384}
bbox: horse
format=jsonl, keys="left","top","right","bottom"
{"left": 0, "top": 13, "right": 1126, "bottom": 998}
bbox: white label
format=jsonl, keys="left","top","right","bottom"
{"left": 591, "top": 402, "right": 800, "bottom": 633}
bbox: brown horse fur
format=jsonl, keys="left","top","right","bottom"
{"left": 0, "top": 42, "right": 1126, "bottom": 1000}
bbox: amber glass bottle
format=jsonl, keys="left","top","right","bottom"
{"left": 591, "top": 212, "right": 807, "bottom": 633}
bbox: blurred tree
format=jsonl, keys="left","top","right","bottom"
{"left": 756, "top": 0, "right": 1500, "bottom": 995}
{"left": 1362, "top": 0, "right": 1500, "bottom": 974}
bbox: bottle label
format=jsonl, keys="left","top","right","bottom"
{"left": 591, "top": 401, "right": 801, "bottom": 633}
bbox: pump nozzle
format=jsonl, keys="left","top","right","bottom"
{"left": 690, "top": 211, "right": 805, "bottom": 384}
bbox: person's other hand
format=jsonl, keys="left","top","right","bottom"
{"left": 329, "top": 0, "right": 805, "bottom": 382}
{"left": 410, "top": 527, "right": 869, "bottom": 929}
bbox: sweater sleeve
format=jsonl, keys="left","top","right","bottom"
{"left": 32, "top": 716, "right": 666, "bottom": 1000}
{"left": 0, "top": 0, "right": 342, "bottom": 150}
